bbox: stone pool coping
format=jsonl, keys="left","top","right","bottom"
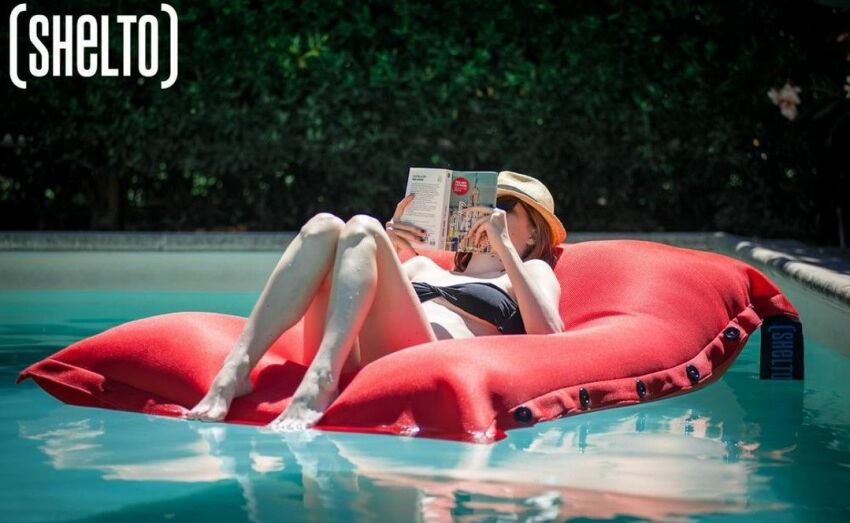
{"left": 1, "top": 230, "right": 848, "bottom": 309}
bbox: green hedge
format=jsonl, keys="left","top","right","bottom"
{"left": 1, "top": 0, "right": 848, "bottom": 244}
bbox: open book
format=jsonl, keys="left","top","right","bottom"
{"left": 399, "top": 168, "right": 498, "bottom": 253}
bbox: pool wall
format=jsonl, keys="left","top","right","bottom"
{"left": 2, "top": 230, "right": 848, "bottom": 356}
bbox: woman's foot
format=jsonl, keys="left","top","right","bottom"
{"left": 268, "top": 366, "right": 339, "bottom": 431}
{"left": 186, "top": 355, "right": 253, "bottom": 422}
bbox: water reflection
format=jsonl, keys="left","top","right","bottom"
{"left": 19, "top": 417, "right": 232, "bottom": 482}
{"left": 24, "top": 335, "right": 850, "bottom": 522}
{"left": 17, "top": 377, "right": 800, "bottom": 522}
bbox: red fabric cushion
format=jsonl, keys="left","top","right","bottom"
{"left": 17, "top": 240, "right": 798, "bottom": 443}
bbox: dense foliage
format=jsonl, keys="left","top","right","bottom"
{"left": 2, "top": 0, "right": 848, "bottom": 245}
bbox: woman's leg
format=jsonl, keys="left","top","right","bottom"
{"left": 301, "top": 266, "right": 363, "bottom": 374}
{"left": 269, "top": 214, "right": 437, "bottom": 430}
{"left": 186, "top": 213, "right": 345, "bottom": 421}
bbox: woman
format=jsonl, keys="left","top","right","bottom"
{"left": 186, "top": 171, "right": 567, "bottom": 430}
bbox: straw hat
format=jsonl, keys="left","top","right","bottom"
{"left": 496, "top": 171, "right": 567, "bottom": 245}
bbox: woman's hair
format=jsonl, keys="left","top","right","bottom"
{"left": 452, "top": 196, "right": 558, "bottom": 272}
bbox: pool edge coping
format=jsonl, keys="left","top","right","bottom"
{"left": 1, "top": 230, "right": 848, "bottom": 309}
{"left": 708, "top": 232, "right": 850, "bottom": 310}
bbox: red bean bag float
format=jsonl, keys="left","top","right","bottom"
{"left": 17, "top": 240, "right": 799, "bottom": 443}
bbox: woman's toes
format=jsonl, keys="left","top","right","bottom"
{"left": 268, "top": 404, "right": 324, "bottom": 432}
{"left": 205, "top": 404, "right": 228, "bottom": 422}
{"left": 186, "top": 406, "right": 208, "bottom": 421}
{"left": 186, "top": 393, "right": 230, "bottom": 422}
{"left": 196, "top": 407, "right": 225, "bottom": 422}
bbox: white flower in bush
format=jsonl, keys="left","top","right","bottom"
{"left": 767, "top": 82, "right": 802, "bottom": 121}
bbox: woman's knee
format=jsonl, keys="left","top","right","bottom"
{"left": 340, "top": 214, "right": 384, "bottom": 241}
{"left": 299, "top": 212, "right": 345, "bottom": 240}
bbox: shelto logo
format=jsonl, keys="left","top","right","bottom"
{"left": 8, "top": 3, "right": 178, "bottom": 89}
{"left": 766, "top": 324, "right": 796, "bottom": 379}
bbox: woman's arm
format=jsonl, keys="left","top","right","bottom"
{"left": 461, "top": 205, "right": 564, "bottom": 335}
{"left": 499, "top": 245, "right": 565, "bottom": 335}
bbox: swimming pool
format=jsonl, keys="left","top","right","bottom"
{"left": 1, "top": 243, "right": 848, "bottom": 522}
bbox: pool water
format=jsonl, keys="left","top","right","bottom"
{"left": 1, "top": 288, "right": 849, "bottom": 522}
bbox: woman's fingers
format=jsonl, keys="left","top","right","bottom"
{"left": 388, "top": 194, "right": 429, "bottom": 254}
{"left": 475, "top": 225, "right": 488, "bottom": 246}
{"left": 392, "top": 227, "right": 426, "bottom": 245}
{"left": 460, "top": 205, "right": 494, "bottom": 214}
{"left": 474, "top": 216, "right": 493, "bottom": 246}
{"left": 466, "top": 214, "right": 485, "bottom": 235}
{"left": 391, "top": 221, "right": 427, "bottom": 237}
{"left": 392, "top": 193, "right": 416, "bottom": 221}
{"left": 386, "top": 220, "right": 427, "bottom": 241}
{"left": 387, "top": 228, "right": 426, "bottom": 253}
{"left": 464, "top": 221, "right": 481, "bottom": 247}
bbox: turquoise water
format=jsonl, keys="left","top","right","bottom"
{"left": 1, "top": 289, "right": 849, "bottom": 522}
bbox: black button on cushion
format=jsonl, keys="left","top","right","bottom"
{"left": 723, "top": 326, "right": 741, "bottom": 340}
{"left": 579, "top": 388, "right": 590, "bottom": 409}
{"left": 513, "top": 406, "right": 533, "bottom": 423}
{"left": 686, "top": 365, "right": 700, "bottom": 383}
{"left": 636, "top": 380, "right": 647, "bottom": 398}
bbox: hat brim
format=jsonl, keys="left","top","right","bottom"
{"left": 497, "top": 188, "right": 567, "bottom": 245}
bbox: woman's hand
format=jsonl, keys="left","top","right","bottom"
{"left": 385, "top": 193, "right": 428, "bottom": 257}
{"left": 462, "top": 206, "right": 511, "bottom": 254}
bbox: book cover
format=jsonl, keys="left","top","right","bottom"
{"left": 401, "top": 168, "right": 498, "bottom": 253}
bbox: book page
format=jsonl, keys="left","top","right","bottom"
{"left": 399, "top": 168, "right": 450, "bottom": 250}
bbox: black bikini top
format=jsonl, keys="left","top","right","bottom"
{"left": 411, "top": 281, "right": 526, "bottom": 335}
